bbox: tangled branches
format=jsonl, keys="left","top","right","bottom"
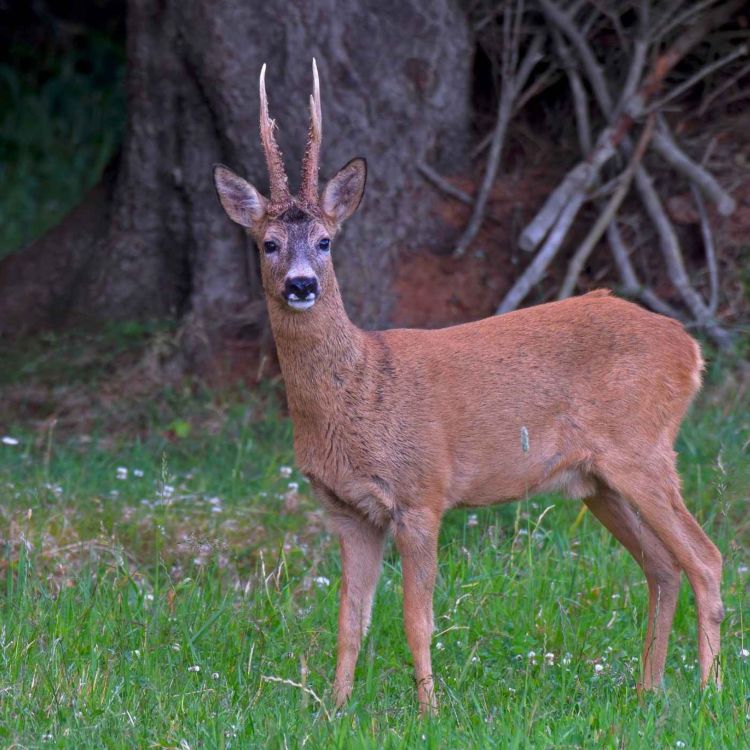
{"left": 433, "top": 0, "right": 749, "bottom": 346}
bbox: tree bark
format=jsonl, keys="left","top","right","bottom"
{"left": 0, "top": 0, "right": 472, "bottom": 366}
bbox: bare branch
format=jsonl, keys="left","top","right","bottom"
{"left": 537, "top": 0, "right": 614, "bottom": 116}
{"left": 496, "top": 190, "right": 587, "bottom": 314}
{"left": 453, "top": 28, "right": 544, "bottom": 257}
{"left": 552, "top": 29, "right": 591, "bottom": 153}
{"left": 519, "top": 122, "right": 622, "bottom": 252}
{"left": 646, "top": 43, "right": 749, "bottom": 113}
{"left": 417, "top": 162, "right": 505, "bottom": 226}
{"left": 651, "top": 121, "right": 736, "bottom": 215}
{"left": 653, "top": 0, "right": 721, "bottom": 43}
{"left": 698, "top": 59, "right": 750, "bottom": 115}
{"left": 417, "top": 162, "right": 473, "bottom": 205}
{"left": 606, "top": 221, "right": 686, "bottom": 320}
{"left": 558, "top": 115, "right": 655, "bottom": 299}
{"left": 634, "top": 165, "right": 731, "bottom": 346}
{"left": 691, "top": 184, "right": 720, "bottom": 316}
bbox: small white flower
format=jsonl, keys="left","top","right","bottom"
{"left": 145, "top": 593, "right": 154, "bottom": 601}
{"left": 436, "top": 642, "right": 445, "bottom": 651}
{"left": 544, "top": 652, "right": 555, "bottom": 664}
{"left": 279, "top": 466, "right": 292, "bottom": 478}
{"left": 116, "top": 467, "right": 128, "bottom": 479}
{"left": 594, "top": 663, "right": 604, "bottom": 673}
{"left": 527, "top": 651, "right": 536, "bottom": 659}
{"left": 212, "top": 672, "right": 220, "bottom": 679}
{"left": 740, "top": 648, "right": 749, "bottom": 658}
{"left": 676, "top": 742, "right": 686, "bottom": 748}
{"left": 1, "top": 436, "right": 19, "bottom": 446}
{"left": 287, "top": 482, "right": 299, "bottom": 492}
{"left": 471, "top": 656, "right": 479, "bottom": 663}
{"left": 313, "top": 576, "right": 330, "bottom": 588}
{"left": 738, "top": 565, "right": 749, "bottom": 574}
{"left": 133, "top": 469, "right": 144, "bottom": 478}
{"left": 134, "top": 649, "right": 141, "bottom": 657}
{"left": 172, "top": 643, "right": 181, "bottom": 651}
{"left": 188, "top": 665, "right": 201, "bottom": 672}
{"left": 467, "top": 513, "right": 479, "bottom": 527}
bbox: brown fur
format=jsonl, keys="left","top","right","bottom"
{"left": 213, "top": 63, "right": 723, "bottom": 714}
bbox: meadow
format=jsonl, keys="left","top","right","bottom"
{"left": 0, "top": 330, "right": 748, "bottom": 749}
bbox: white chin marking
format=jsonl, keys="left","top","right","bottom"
{"left": 287, "top": 298, "right": 316, "bottom": 311}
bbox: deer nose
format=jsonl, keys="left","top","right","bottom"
{"left": 285, "top": 276, "right": 318, "bottom": 300}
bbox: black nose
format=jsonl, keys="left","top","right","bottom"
{"left": 285, "top": 276, "right": 318, "bottom": 299}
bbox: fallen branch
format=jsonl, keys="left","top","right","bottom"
{"left": 416, "top": 161, "right": 505, "bottom": 227}
{"left": 606, "top": 220, "right": 686, "bottom": 320}
{"left": 633, "top": 165, "right": 731, "bottom": 347}
{"left": 496, "top": 190, "right": 586, "bottom": 314}
{"left": 558, "top": 115, "right": 655, "bottom": 299}
{"left": 691, "top": 183, "right": 720, "bottom": 316}
{"left": 646, "top": 43, "right": 749, "bottom": 114}
{"left": 261, "top": 675, "right": 332, "bottom": 721}
{"left": 651, "top": 121, "right": 736, "bottom": 215}
{"left": 453, "top": 23, "right": 544, "bottom": 257}
{"left": 417, "top": 162, "right": 473, "bottom": 205}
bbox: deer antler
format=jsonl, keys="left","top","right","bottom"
{"left": 259, "top": 63, "right": 290, "bottom": 206}
{"left": 299, "top": 59, "right": 323, "bottom": 205}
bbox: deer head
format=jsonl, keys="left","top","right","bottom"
{"left": 213, "top": 60, "right": 367, "bottom": 313}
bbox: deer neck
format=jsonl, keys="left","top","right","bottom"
{"left": 268, "top": 278, "right": 365, "bottom": 422}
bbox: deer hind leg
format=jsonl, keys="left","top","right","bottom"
{"left": 600, "top": 458, "right": 724, "bottom": 687}
{"left": 585, "top": 485, "right": 681, "bottom": 689}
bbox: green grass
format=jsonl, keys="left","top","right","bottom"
{"left": 0, "top": 345, "right": 749, "bottom": 749}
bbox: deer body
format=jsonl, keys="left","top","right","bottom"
{"left": 214, "top": 61, "right": 723, "bottom": 714}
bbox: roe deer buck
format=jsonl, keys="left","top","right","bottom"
{"left": 213, "top": 61, "right": 723, "bottom": 714}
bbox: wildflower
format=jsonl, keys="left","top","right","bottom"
{"left": 436, "top": 642, "right": 445, "bottom": 651}
{"left": 212, "top": 672, "right": 220, "bottom": 680}
{"left": 116, "top": 467, "right": 128, "bottom": 480}
{"left": 145, "top": 593, "right": 154, "bottom": 601}
{"left": 471, "top": 656, "right": 479, "bottom": 663}
{"left": 313, "top": 576, "right": 330, "bottom": 588}
{"left": 188, "top": 665, "right": 201, "bottom": 672}
{"left": 133, "top": 469, "right": 145, "bottom": 478}
{"left": 594, "top": 664, "right": 604, "bottom": 673}
{"left": 676, "top": 742, "right": 686, "bottom": 748}
{"left": 544, "top": 652, "right": 555, "bottom": 665}
{"left": 740, "top": 648, "right": 749, "bottom": 658}
{"left": 527, "top": 651, "right": 536, "bottom": 659}
{"left": 467, "top": 513, "right": 479, "bottom": 527}
{"left": 1, "top": 436, "right": 19, "bottom": 446}
{"left": 738, "top": 565, "right": 749, "bottom": 574}
{"left": 279, "top": 466, "right": 292, "bottom": 478}
{"left": 287, "top": 481, "right": 299, "bottom": 492}
{"left": 172, "top": 643, "right": 181, "bottom": 651}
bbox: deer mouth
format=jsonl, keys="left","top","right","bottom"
{"left": 286, "top": 292, "right": 317, "bottom": 311}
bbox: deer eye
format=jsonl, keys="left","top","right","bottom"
{"left": 263, "top": 240, "right": 279, "bottom": 254}
{"left": 317, "top": 237, "right": 331, "bottom": 252}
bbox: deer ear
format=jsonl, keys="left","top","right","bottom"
{"left": 321, "top": 158, "right": 367, "bottom": 224}
{"left": 213, "top": 164, "right": 267, "bottom": 228}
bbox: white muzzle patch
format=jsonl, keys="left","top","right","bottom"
{"left": 286, "top": 293, "right": 317, "bottom": 311}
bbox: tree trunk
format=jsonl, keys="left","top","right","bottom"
{"left": 0, "top": 0, "right": 472, "bottom": 368}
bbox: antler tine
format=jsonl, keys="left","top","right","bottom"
{"left": 259, "top": 63, "right": 290, "bottom": 206}
{"left": 299, "top": 58, "right": 323, "bottom": 204}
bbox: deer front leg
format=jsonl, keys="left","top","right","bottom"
{"left": 394, "top": 508, "right": 441, "bottom": 715}
{"left": 331, "top": 514, "right": 387, "bottom": 709}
